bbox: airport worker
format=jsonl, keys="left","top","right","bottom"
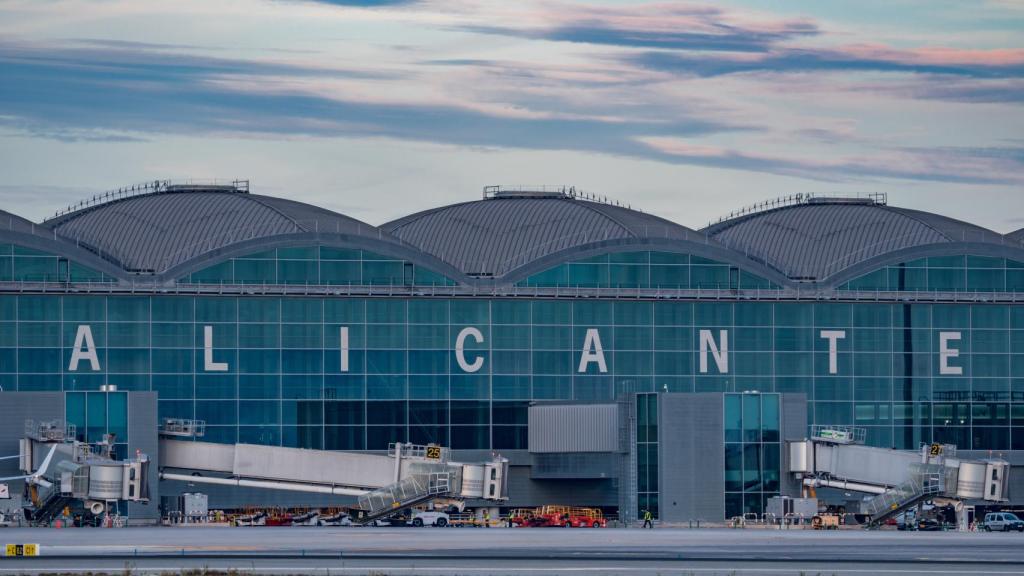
{"left": 643, "top": 509, "right": 653, "bottom": 529}
{"left": 484, "top": 508, "right": 491, "bottom": 527}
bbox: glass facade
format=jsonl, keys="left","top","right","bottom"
{"left": 636, "top": 393, "right": 658, "bottom": 519}
{"left": 0, "top": 244, "right": 114, "bottom": 283}
{"left": 2, "top": 294, "right": 1024, "bottom": 454}
{"left": 841, "top": 256, "right": 1024, "bottom": 293}
{"left": 517, "top": 251, "right": 777, "bottom": 290}
{"left": 65, "top": 390, "right": 129, "bottom": 458}
{"left": 724, "top": 393, "right": 780, "bottom": 518}
{"left": 183, "top": 246, "right": 454, "bottom": 286}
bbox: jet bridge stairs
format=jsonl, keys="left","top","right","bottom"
{"left": 158, "top": 419, "right": 508, "bottom": 523}
{"left": 788, "top": 425, "right": 1010, "bottom": 529}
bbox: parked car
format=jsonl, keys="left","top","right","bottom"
{"left": 983, "top": 512, "right": 1024, "bottom": 532}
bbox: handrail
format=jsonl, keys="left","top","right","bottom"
{"left": 47, "top": 179, "right": 249, "bottom": 222}
{"left": 6, "top": 278, "right": 1024, "bottom": 304}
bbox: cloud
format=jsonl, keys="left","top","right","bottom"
{"left": 636, "top": 137, "right": 1024, "bottom": 186}
{"left": 628, "top": 45, "right": 1024, "bottom": 79}
{"left": 1, "top": 33, "right": 1021, "bottom": 188}
{"left": 457, "top": 2, "right": 818, "bottom": 52}
{"left": 0, "top": 40, "right": 734, "bottom": 155}
{"left": 297, "top": 0, "right": 418, "bottom": 6}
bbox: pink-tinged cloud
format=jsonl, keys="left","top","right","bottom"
{"left": 636, "top": 137, "right": 1024, "bottom": 186}
{"left": 456, "top": 1, "right": 818, "bottom": 52}
{"left": 840, "top": 44, "right": 1024, "bottom": 67}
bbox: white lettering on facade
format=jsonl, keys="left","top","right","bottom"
{"left": 340, "top": 326, "right": 349, "bottom": 372}
{"left": 203, "top": 325, "right": 229, "bottom": 372}
{"left": 820, "top": 330, "right": 846, "bottom": 375}
{"left": 699, "top": 329, "right": 729, "bottom": 374}
{"left": 456, "top": 327, "right": 485, "bottom": 373}
{"left": 577, "top": 328, "right": 608, "bottom": 373}
{"left": 68, "top": 325, "right": 100, "bottom": 371}
{"left": 939, "top": 331, "right": 963, "bottom": 375}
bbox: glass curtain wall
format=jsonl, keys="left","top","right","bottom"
{"left": 517, "top": 251, "right": 777, "bottom": 290}
{"left": 2, "top": 294, "right": 1024, "bottom": 453}
{"left": 183, "top": 246, "right": 454, "bottom": 286}
{"left": 0, "top": 244, "right": 114, "bottom": 283}
{"left": 724, "top": 393, "right": 780, "bottom": 519}
{"left": 65, "top": 390, "right": 129, "bottom": 459}
{"left": 636, "top": 393, "right": 659, "bottom": 519}
{"left": 841, "top": 256, "right": 1024, "bottom": 293}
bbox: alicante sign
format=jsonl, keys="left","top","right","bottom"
{"left": 62, "top": 325, "right": 968, "bottom": 376}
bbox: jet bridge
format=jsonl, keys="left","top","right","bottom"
{"left": 788, "top": 426, "right": 1009, "bottom": 528}
{"left": 3, "top": 420, "right": 150, "bottom": 526}
{"left": 158, "top": 419, "right": 509, "bottom": 522}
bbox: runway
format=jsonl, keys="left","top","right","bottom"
{"left": 1, "top": 526, "right": 1022, "bottom": 575}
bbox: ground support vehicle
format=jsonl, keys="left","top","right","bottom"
{"left": 318, "top": 511, "right": 354, "bottom": 526}
{"left": 448, "top": 512, "right": 486, "bottom": 527}
{"left": 507, "top": 508, "right": 535, "bottom": 526}
{"left": 812, "top": 514, "right": 840, "bottom": 530}
{"left": 565, "top": 507, "right": 606, "bottom": 528}
{"left": 983, "top": 512, "right": 1024, "bottom": 532}
{"left": 411, "top": 509, "right": 449, "bottom": 527}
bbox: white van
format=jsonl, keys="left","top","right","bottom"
{"left": 983, "top": 512, "right": 1024, "bottom": 532}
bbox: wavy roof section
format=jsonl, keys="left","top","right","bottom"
{"left": 1, "top": 208, "right": 59, "bottom": 241}
{"left": 3, "top": 186, "right": 1021, "bottom": 286}
{"left": 702, "top": 197, "right": 1006, "bottom": 281}
{"left": 42, "top": 187, "right": 387, "bottom": 273}
{"left": 382, "top": 193, "right": 707, "bottom": 277}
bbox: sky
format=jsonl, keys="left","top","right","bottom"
{"left": 0, "top": 0, "right": 1022, "bottom": 232}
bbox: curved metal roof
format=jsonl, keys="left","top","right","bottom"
{"left": 1, "top": 208, "right": 55, "bottom": 240}
{"left": 702, "top": 197, "right": 1006, "bottom": 281}
{"left": 382, "top": 193, "right": 708, "bottom": 277}
{"left": 43, "top": 188, "right": 389, "bottom": 273}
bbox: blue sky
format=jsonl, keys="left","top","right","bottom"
{"left": 0, "top": 0, "right": 1022, "bottom": 231}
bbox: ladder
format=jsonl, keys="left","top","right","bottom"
{"left": 862, "top": 464, "right": 945, "bottom": 528}
{"left": 356, "top": 472, "right": 452, "bottom": 523}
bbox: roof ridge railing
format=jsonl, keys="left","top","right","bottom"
{"left": 708, "top": 192, "right": 888, "bottom": 228}
{"left": 47, "top": 179, "right": 249, "bottom": 222}
{"left": 482, "top": 185, "right": 639, "bottom": 211}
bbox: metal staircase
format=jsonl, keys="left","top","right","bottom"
{"left": 356, "top": 471, "right": 452, "bottom": 523}
{"left": 861, "top": 464, "right": 945, "bottom": 528}
{"left": 26, "top": 490, "right": 73, "bottom": 526}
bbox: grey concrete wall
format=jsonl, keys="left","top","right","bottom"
{"left": 529, "top": 404, "right": 618, "bottom": 453}
{"left": 781, "top": 393, "right": 808, "bottom": 499}
{"left": 127, "top": 392, "right": 159, "bottom": 522}
{"left": 658, "top": 393, "right": 725, "bottom": 522}
{"left": 507, "top": 466, "right": 617, "bottom": 508}
{"left": 531, "top": 453, "right": 618, "bottom": 479}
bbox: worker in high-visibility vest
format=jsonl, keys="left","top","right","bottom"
{"left": 642, "top": 509, "right": 653, "bottom": 529}
{"left": 483, "top": 509, "right": 491, "bottom": 528}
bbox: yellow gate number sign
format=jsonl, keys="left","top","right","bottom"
{"left": 929, "top": 443, "right": 943, "bottom": 457}
{"left": 4, "top": 544, "right": 40, "bottom": 557}
{"left": 425, "top": 446, "right": 442, "bottom": 460}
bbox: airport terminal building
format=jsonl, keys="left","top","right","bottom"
{"left": 2, "top": 182, "right": 1024, "bottom": 523}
